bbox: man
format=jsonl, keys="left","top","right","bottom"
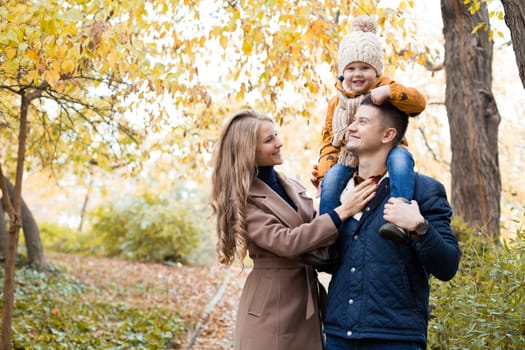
{"left": 322, "top": 97, "right": 461, "bottom": 350}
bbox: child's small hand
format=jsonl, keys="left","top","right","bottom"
{"left": 310, "top": 164, "right": 321, "bottom": 196}
{"left": 370, "top": 85, "right": 391, "bottom": 105}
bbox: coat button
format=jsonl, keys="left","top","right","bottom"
{"left": 347, "top": 331, "right": 353, "bottom": 337}
{"left": 348, "top": 299, "right": 354, "bottom": 304}
{"left": 350, "top": 267, "right": 356, "bottom": 273}
{"left": 353, "top": 235, "right": 359, "bottom": 240}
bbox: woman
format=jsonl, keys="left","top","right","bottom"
{"left": 210, "top": 110, "right": 376, "bottom": 350}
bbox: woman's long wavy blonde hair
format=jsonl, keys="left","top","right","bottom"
{"left": 210, "top": 110, "right": 273, "bottom": 266}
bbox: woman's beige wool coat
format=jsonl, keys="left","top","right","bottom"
{"left": 234, "top": 172, "right": 339, "bottom": 350}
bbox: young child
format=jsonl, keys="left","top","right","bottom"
{"left": 318, "top": 15, "right": 426, "bottom": 241}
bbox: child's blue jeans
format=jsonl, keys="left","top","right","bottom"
{"left": 319, "top": 146, "right": 414, "bottom": 215}
{"left": 387, "top": 146, "right": 415, "bottom": 201}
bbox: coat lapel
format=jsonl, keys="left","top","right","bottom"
{"left": 249, "top": 174, "right": 309, "bottom": 228}
{"left": 277, "top": 173, "right": 314, "bottom": 224}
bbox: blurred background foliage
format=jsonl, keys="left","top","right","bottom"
{"left": 38, "top": 188, "right": 214, "bottom": 266}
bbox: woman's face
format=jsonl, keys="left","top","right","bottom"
{"left": 255, "top": 120, "right": 283, "bottom": 166}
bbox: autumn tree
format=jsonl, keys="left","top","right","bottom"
{"left": 500, "top": 0, "right": 525, "bottom": 89}
{"left": 190, "top": 0, "right": 426, "bottom": 119}
{"left": 441, "top": 0, "right": 501, "bottom": 238}
{"left": 0, "top": 0, "right": 184, "bottom": 347}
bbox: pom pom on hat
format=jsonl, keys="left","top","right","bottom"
{"left": 337, "top": 15, "right": 384, "bottom": 76}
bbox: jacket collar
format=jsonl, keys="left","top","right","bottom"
{"left": 355, "top": 177, "right": 390, "bottom": 230}
{"left": 249, "top": 172, "right": 313, "bottom": 227}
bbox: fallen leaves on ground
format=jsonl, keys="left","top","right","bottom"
{"left": 47, "top": 252, "right": 248, "bottom": 349}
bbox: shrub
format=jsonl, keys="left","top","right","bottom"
{"left": 89, "top": 193, "right": 200, "bottom": 264}
{"left": 39, "top": 222, "right": 95, "bottom": 254}
{"left": 428, "top": 219, "right": 525, "bottom": 349}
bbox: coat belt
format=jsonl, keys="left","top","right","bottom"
{"left": 253, "top": 258, "right": 316, "bottom": 320}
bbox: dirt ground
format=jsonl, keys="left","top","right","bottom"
{"left": 48, "top": 253, "right": 249, "bottom": 350}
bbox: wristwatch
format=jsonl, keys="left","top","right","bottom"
{"left": 412, "top": 220, "right": 429, "bottom": 236}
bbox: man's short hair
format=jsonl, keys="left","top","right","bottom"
{"left": 361, "top": 96, "right": 409, "bottom": 146}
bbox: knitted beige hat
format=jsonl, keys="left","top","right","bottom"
{"left": 337, "top": 16, "right": 384, "bottom": 76}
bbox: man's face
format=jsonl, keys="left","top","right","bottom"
{"left": 344, "top": 104, "right": 387, "bottom": 155}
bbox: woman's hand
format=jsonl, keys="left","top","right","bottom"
{"left": 335, "top": 178, "right": 377, "bottom": 220}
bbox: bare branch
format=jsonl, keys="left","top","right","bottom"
{"left": 416, "top": 126, "right": 450, "bottom": 168}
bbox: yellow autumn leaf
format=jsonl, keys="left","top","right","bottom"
{"left": 6, "top": 47, "right": 17, "bottom": 60}
{"left": 43, "top": 69, "right": 60, "bottom": 86}
{"left": 242, "top": 40, "right": 252, "bottom": 55}
{"left": 254, "top": 30, "right": 265, "bottom": 45}
{"left": 54, "top": 81, "right": 65, "bottom": 93}
{"left": 471, "top": 22, "right": 485, "bottom": 34}
{"left": 471, "top": 2, "right": 481, "bottom": 14}
{"left": 26, "top": 49, "right": 39, "bottom": 61}
{"left": 232, "top": 10, "right": 240, "bottom": 22}
{"left": 211, "top": 26, "right": 223, "bottom": 36}
{"left": 27, "top": 69, "right": 39, "bottom": 83}
{"left": 52, "top": 60, "right": 61, "bottom": 72}
{"left": 236, "top": 84, "right": 245, "bottom": 100}
{"left": 62, "top": 59, "right": 75, "bottom": 73}
{"left": 3, "top": 58, "right": 18, "bottom": 73}
{"left": 220, "top": 35, "right": 228, "bottom": 49}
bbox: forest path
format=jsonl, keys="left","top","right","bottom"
{"left": 47, "top": 253, "right": 248, "bottom": 349}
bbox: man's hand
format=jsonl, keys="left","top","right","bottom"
{"left": 383, "top": 197, "right": 425, "bottom": 232}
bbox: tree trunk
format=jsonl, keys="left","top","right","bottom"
{"left": 0, "top": 94, "right": 30, "bottom": 350}
{"left": 78, "top": 174, "right": 94, "bottom": 233}
{"left": 501, "top": 0, "right": 525, "bottom": 89}
{"left": 0, "top": 202, "right": 7, "bottom": 259}
{"left": 21, "top": 203, "right": 45, "bottom": 267}
{"left": 4, "top": 177, "right": 46, "bottom": 268}
{"left": 441, "top": 0, "right": 502, "bottom": 238}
